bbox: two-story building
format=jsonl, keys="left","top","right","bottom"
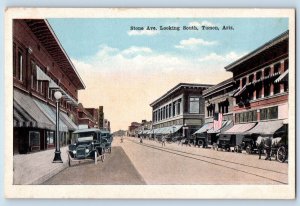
{"left": 13, "top": 19, "right": 85, "bottom": 154}
{"left": 220, "top": 30, "right": 289, "bottom": 147}
{"left": 194, "top": 77, "right": 235, "bottom": 146}
{"left": 150, "top": 83, "right": 212, "bottom": 138}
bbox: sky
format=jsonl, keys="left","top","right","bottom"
{"left": 48, "top": 18, "right": 288, "bottom": 132}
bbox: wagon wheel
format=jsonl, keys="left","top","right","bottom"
{"left": 246, "top": 144, "right": 252, "bottom": 154}
{"left": 277, "top": 146, "right": 287, "bottom": 163}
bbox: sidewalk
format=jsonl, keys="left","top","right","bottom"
{"left": 13, "top": 147, "right": 69, "bottom": 185}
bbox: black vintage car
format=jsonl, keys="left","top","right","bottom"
{"left": 217, "top": 134, "right": 244, "bottom": 152}
{"left": 67, "top": 128, "right": 113, "bottom": 166}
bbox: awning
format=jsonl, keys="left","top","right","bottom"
{"left": 222, "top": 122, "right": 256, "bottom": 135}
{"left": 193, "top": 123, "right": 213, "bottom": 135}
{"left": 13, "top": 100, "right": 37, "bottom": 127}
{"left": 13, "top": 89, "right": 55, "bottom": 130}
{"left": 234, "top": 85, "right": 246, "bottom": 97}
{"left": 275, "top": 69, "right": 288, "bottom": 83}
{"left": 33, "top": 99, "right": 68, "bottom": 132}
{"left": 36, "top": 65, "right": 52, "bottom": 81}
{"left": 244, "top": 120, "right": 284, "bottom": 136}
{"left": 207, "top": 120, "right": 233, "bottom": 134}
{"left": 58, "top": 110, "right": 78, "bottom": 131}
{"left": 153, "top": 125, "right": 182, "bottom": 135}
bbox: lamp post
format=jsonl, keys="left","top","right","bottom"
{"left": 53, "top": 90, "right": 63, "bottom": 163}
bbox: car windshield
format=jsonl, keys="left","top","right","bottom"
{"left": 75, "top": 132, "right": 97, "bottom": 142}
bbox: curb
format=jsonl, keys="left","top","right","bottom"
{"left": 31, "top": 162, "right": 69, "bottom": 185}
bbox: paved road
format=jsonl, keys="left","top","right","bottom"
{"left": 43, "top": 146, "right": 146, "bottom": 185}
{"left": 119, "top": 137, "right": 288, "bottom": 185}
{"left": 43, "top": 137, "right": 288, "bottom": 185}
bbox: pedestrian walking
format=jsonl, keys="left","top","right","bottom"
{"left": 140, "top": 137, "right": 143, "bottom": 144}
{"left": 121, "top": 136, "right": 124, "bottom": 143}
{"left": 162, "top": 136, "right": 166, "bottom": 147}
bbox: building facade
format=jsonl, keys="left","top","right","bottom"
{"left": 128, "top": 122, "right": 141, "bottom": 137}
{"left": 150, "top": 83, "right": 212, "bottom": 137}
{"left": 195, "top": 78, "right": 235, "bottom": 146}
{"left": 77, "top": 104, "right": 98, "bottom": 129}
{"left": 220, "top": 30, "right": 289, "bottom": 147}
{"left": 13, "top": 19, "right": 85, "bottom": 154}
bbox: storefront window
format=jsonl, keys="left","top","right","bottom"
{"left": 47, "top": 131, "right": 54, "bottom": 148}
{"left": 29, "top": 131, "right": 40, "bottom": 152}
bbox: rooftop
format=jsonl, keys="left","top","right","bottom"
{"left": 203, "top": 77, "right": 234, "bottom": 97}
{"left": 24, "top": 19, "right": 86, "bottom": 90}
{"left": 150, "top": 83, "right": 213, "bottom": 107}
{"left": 225, "top": 30, "right": 289, "bottom": 72}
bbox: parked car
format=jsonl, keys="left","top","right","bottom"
{"left": 217, "top": 134, "right": 244, "bottom": 152}
{"left": 67, "top": 128, "right": 112, "bottom": 166}
{"left": 238, "top": 136, "right": 258, "bottom": 154}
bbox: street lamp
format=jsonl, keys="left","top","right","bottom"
{"left": 53, "top": 90, "right": 63, "bottom": 163}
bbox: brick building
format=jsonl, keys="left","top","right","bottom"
{"left": 150, "top": 83, "right": 212, "bottom": 137}
{"left": 128, "top": 122, "right": 141, "bottom": 137}
{"left": 194, "top": 77, "right": 235, "bottom": 146}
{"left": 77, "top": 104, "right": 98, "bottom": 129}
{"left": 220, "top": 30, "right": 289, "bottom": 146}
{"left": 13, "top": 19, "right": 85, "bottom": 154}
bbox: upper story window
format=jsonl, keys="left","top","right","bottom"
{"left": 242, "top": 78, "right": 247, "bottom": 87}
{"left": 284, "top": 59, "right": 288, "bottom": 71}
{"left": 18, "top": 52, "right": 23, "bottom": 81}
{"left": 249, "top": 74, "right": 254, "bottom": 83}
{"left": 206, "top": 104, "right": 215, "bottom": 117}
{"left": 264, "top": 67, "right": 270, "bottom": 77}
{"left": 274, "top": 63, "right": 280, "bottom": 74}
{"left": 260, "top": 106, "right": 278, "bottom": 120}
{"left": 177, "top": 99, "right": 182, "bottom": 115}
{"left": 189, "top": 97, "right": 200, "bottom": 114}
{"left": 256, "top": 71, "right": 262, "bottom": 80}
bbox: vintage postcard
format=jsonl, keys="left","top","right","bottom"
{"left": 4, "top": 8, "right": 295, "bottom": 199}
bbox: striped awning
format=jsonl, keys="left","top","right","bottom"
{"left": 207, "top": 120, "right": 233, "bottom": 134}
{"left": 193, "top": 123, "right": 213, "bottom": 135}
{"left": 57, "top": 110, "right": 78, "bottom": 131}
{"left": 222, "top": 122, "right": 257, "bottom": 135}
{"left": 275, "top": 69, "right": 288, "bottom": 83}
{"left": 13, "top": 89, "right": 55, "bottom": 130}
{"left": 33, "top": 99, "right": 68, "bottom": 132}
{"left": 244, "top": 120, "right": 283, "bottom": 135}
{"left": 153, "top": 125, "right": 182, "bottom": 135}
{"left": 13, "top": 100, "right": 37, "bottom": 127}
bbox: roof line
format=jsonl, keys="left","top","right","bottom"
{"left": 225, "top": 30, "right": 289, "bottom": 71}
{"left": 150, "top": 83, "right": 213, "bottom": 106}
{"left": 45, "top": 19, "right": 86, "bottom": 89}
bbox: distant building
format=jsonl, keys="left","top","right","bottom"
{"left": 128, "top": 122, "right": 141, "bottom": 137}
{"left": 150, "top": 83, "right": 212, "bottom": 137}
{"left": 103, "top": 119, "right": 111, "bottom": 132}
{"left": 77, "top": 103, "right": 97, "bottom": 129}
